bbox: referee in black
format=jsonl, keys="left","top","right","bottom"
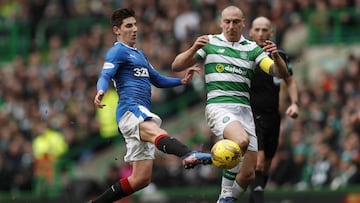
{"left": 248, "top": 16, "right": 299, "bottom": 203}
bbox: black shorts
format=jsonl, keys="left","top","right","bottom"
{"left": 253, "top": 112, "right": 281, "bottom": 158}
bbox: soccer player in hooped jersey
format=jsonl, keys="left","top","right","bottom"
{"left": 89, "top": 8, "right": 212, "bottom": 203}
{"left": 172, "top": 6, "right": 289, "bottom": 203}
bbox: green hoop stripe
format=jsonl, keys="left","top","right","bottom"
{"left": 222, "top": 169, "right": 237, "bottom": 180}
{"left": 207, "top": 95, "right": 250, "bottom": 105}
{"left": 207, "top": 81, "right": 249, "bottom": 92}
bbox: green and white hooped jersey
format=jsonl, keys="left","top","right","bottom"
{"left": 195, "top": 34, "right": 268, "bottom": 107}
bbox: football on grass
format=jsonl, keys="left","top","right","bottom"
{"left": 211, "top": 139, "right": 242, "bottom": 169}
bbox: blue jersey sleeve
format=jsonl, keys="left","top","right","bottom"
{"left": 148, "top": 63, "right": 182, "bottom": 88}
{"left": 97, "top": 47, "right": 122, "bottom": 92}
{"left": 97, "top": 66, "right": 113, "bottom": 92}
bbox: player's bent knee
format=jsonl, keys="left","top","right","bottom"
{"left": 239, "top": 138, "right": 249, "bottom": 148}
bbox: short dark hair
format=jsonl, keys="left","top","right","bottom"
{"left": 110, "top": 8, "right": 135, "bottom": 26}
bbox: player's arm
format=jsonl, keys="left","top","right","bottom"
{"left": 150, "top": 64, "right": 200, "bottom": 88}
{"left": 180, "top": 64, "right": 201, "bottom": 85}
{"left": 149, "top": 66, "right": 182, "bottom": 88}
{"left": 172, "top": 35, "right": 209, "bottom": 72}
{"left": 284, "top": 75, "right": 299, "bottom": 118}
{"left": 94, "top": 68, "right": 114, "bottom": 108}
{"left": 279, "top": 49, "right": 299, "bottom": 118}
{"left": 259, "top": 40, "right": 288, "bottom": 79}
{"left": 95, "top": 55, "right": 118, "bottom": 108}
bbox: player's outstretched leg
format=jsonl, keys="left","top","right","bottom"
{"left": 217, "top": 197, "right": 236, "bottom": 203}
{"left": 182, "top": 151, "right": 212, "bottom": 169}
{"left": 154, "top": 135, "right": 212, "bottom": 169}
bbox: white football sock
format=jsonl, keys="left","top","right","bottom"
{"left": 232, "top": 179, "right": 246, "bottom": 199}
{"left": 219, "top": 157, "right": 243, "bottom": 199}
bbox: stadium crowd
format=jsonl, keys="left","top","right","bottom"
{"left": 0, "top": 0, "right": 359, "bottom": 197}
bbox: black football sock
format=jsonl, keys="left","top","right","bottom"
{"left": 249, "top": 170, "right": 265, "bottom": 203}
{"left": 154, "top": 134, "right": 191, "bottom": 157}
{"left": 92, "top": 178, "right": 133, "bottom": 203}
{"left": 264, "top": 175, "right": 269, "bottom": 186}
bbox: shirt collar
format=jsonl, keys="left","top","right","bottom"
{"left": 115, "top": 41, "right": 137, "bottom": 50}
{"left": 218, "top": 33, "right": 246, "bottom": 43}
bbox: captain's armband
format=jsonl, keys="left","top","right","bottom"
{"left": 259, "top": 57, "right": 274, "bottom": 75}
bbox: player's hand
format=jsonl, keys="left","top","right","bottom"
{"left": 286, "top": 103, "right": 299, "bottom": 119}
{"left": 262, "top": 40, "right": 279, "bottom": 55}
{"left": 264, "top": 40, "right": 288, "bottom": 78}
{"left": 94, "top": 90, "right": 106, "bottom": 108}
{"left": 181, "top": 64, "right": 201, "bottom": 85}
{"left": 191, "top": 35, "right": 209, "bottom": 51}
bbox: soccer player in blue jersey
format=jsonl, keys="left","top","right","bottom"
{"left": 88, "top": 8, "right": 212, "bottom": 203}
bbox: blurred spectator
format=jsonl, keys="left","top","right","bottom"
{"left": 281, "top": 13, "right": 308, "bottom": 59}
{"left": 173, "top": 0, "right": 200, "bottom": 42}
{"left": 184, "top": 124, "right": 207, "bottom": 150}
{"left": 32, "top": 122, "right": 68, "bottom": 184}
{"left": 331, "top": 132, "right": 359, "bottom": 190}
{"left": 309, "top": 0, "right": 331, "bottom": 42}
{"left": 290, "top": 128, "right": 308, "bottom": 185}
{"left": 268, "top": 134, "right": 294, "bottom": 188}
{"left": 0, "top": 0, "right": 22, "bottom": 21}
{"left": 309, "top": 138, "right": 337, "bottom": 188}
{"left": 26, "top": 0, "right": 49, "bottom": 50}
{"left": 95, "top": 89, "right": 118, "bottom": 138}
{"left": 0, "top": 133, "right": 34, "bottom": 191}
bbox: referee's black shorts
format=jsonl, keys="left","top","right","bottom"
{"left": 253, "top": 111, "right": 281, "bottom": 159}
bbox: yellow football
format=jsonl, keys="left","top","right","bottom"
{"left": 211, "top": 139, "right": 242, "bottom": 169}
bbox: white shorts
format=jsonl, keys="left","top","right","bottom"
{"left": 205, "top": 104, "right": 257, "bottom": 151}
{"left": 118, "top": 105, "right": 162, "bottom": 162}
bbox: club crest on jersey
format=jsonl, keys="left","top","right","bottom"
{"left": 216, "top": 64, "right": 225, "bottom": 72}
{"left": 222, "top": 116, "right": 230, "bottom": 123}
